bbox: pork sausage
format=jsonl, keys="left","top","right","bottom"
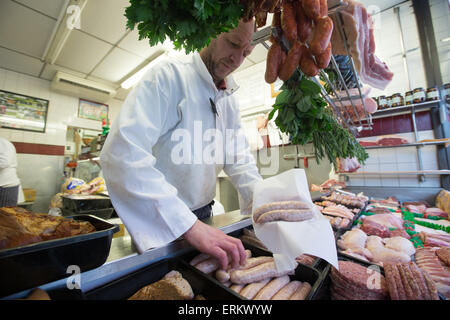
{"left": 253, "top": 200, "right": 311, "bottom": 222}
{"left": 239, "top": 278, "right": 272, "bottom": 300}
{"left": 256, "top": 209, "right": 314, "bottom": 224}
{"left": 281, "top": 2, "right": 298, "bottom": 44}
{"left": 194, "top": 257, "right": 220, "bottom": 274}
{"left": 302, "top": 0, "right": 321, "bottom": 20}
{"left": 278, "top": 41, "right": 304, "bottom": 81}
{"left": 271, "top": 280, "right": 303, "bottom": 300}
{"left": 265, "top": 42, "right": 283, "bottom": 84}
{"left": 253, "top": 275, "right": 291, "bottom": 300}
{"left": 230, "top": 284, "right": 245, "bottom": 294}
{"left": 230, "top": 261, "right": 295, "bottom": 284}
{"left": 319, "top": 0, "right": 328, "bottom": 18}
{"left": 310, "top": 16, "right": 334, "bottom": 56}
{"left": 215, "top": 250, "right": 253, "bottom": 282}
{"left": 299, "top": 48, "right": 319, "bottom": 77}
{"left": 289, "top": 282, "right": 312, "bottom": 300}
{"left": 189, "top": 253, "right": 210, "bottom": 266}
{"left": 316, "top": 42, "right": 332, "bottom": 69}
{"left": 294, "top": 1, "right": 313, "bottom": 43}
{"left": 270, "top": 11, "right": 282, "bottom": 43}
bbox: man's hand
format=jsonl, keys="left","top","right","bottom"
{"left": 183, "top": 220, "right": 247, "bottom": 270}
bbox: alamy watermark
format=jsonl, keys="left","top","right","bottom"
{"left": 66, "top": 265, "right": 81, "bottom": 290}
{"left": 66, "top": 5, "right": 81, "bottom": 30}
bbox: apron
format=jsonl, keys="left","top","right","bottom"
{"left": 0, "top": 185, "right": 19, "bottom": 207}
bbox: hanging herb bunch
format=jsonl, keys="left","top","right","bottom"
{"left": 269, "top": 69, "right": 369, "bottom": 169}
{"left": 124, "top": 0, "right": 244, "bottom": 53}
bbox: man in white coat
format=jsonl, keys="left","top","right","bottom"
{"left": 101, "top": 20, "right": 263, "bottom": 270}
{"left": 0, "top": 136, "right": 22, "bottom": 207}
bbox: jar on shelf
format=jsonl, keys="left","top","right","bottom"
{"left": 413, "top": 87, "right": 426, "bottom": 104}
{"left": 405, "top": 91, "right": 413, "bottom": 105}
{"left": 443, "top": 83, "right": 450, "bottom": 99}
{"left": 378, "top": 95, "right": 387, "bottom": 109}
{"left": 387, "top": 95, "right": 393, "bottom": 108}
{"left": 391, "top": 93, "right": 404, "bottom": 107}
{"left": 426, "top": 86, "right": 440, "bottom": 101}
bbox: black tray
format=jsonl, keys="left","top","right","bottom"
{"left": 178, "top": 242, "right": 325, "bottom": 300}
{"left": 84, "top": 258, "right": 241, "bottom": 300}
{"left": 0, "top": 215, "right": 119, "bottom": 298}
{"left": 62, "top": 195, "right": 112, "bottom": 212}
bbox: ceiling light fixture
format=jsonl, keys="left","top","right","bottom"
{"left": 442, "top": 37, "right": 450, "bottom": 43}
{"left": 121, "top": 51, "right": 167, "bottom": 89}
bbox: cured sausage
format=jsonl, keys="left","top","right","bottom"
{"left": 270, "top": 11, "right": 282, "bottom": 43}
{"left": 265, "top": 42, "right": 283, "bottom": 84}
{"left": 302, "top": 0, "right": 321, "bottom": 20}
{"left": 299, "top": 48, "right": 319, "bottom": 77}
{"left": 310, "top": 16, "right": 334, "bottom": 56}
{"left": 256, "top": 209, "right": 314, "bottom": 224}
{"left": 281, "top": 2, "right": 298, "bottom": 44}
{"left": 239, "top": 278, "right": 272, "bottom": 300}
{"left": 316, "top": 42, "right": 332, "bottom": 69}
{"left": 279, "top": 41, "right": 303, "bottom": 81}
{"left": 253, "top": 200, "right": 311, "bottom": 222}
{"left": 289, "top": 282, "right": 312, "bottom": 300}
{"left": 319, "top": 0, "right": 328, "bottom": 18}
{"left": 230, "top": 261, "right": 295, "bottom": 284}
{"left": 253, "top": 275, "right": 291, "bottom": 300}
{"left": 294, "top": 1, "right": 313, "bottom": 43}
{"left": 271, "top": 280, "right": 303, "bottom": 300}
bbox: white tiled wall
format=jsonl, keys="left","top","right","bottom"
{"left": 0, "top": 67, "right": 123, "bottom": 212}
{"left": 346, "top": 130, "right": 442, "bottom": 188}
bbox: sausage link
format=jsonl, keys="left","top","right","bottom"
{"left": 230, "top": 284, "right": 245, "bottom": 294}
{"left": 253, "top": 201, "right": 311, "bottom": 222}
{"left": 319, "top": 0, "right": 328, "bottom": 18}
{"left": 257, "top": 209, "right": 314, "bottom": 224}
{"left": 230, "top": 261, "right": 295, "bottom": 284}
{"left": 302, "top": 0, "right": 321, "bottom": 20}
{"left": 294, "top": 1, "right": 313, "bottom": 43}
{"left": 289, "top": 282, "right": 312, "bottom": 300}
{"left": 215, "top": 250, "right": 252, "bottom": 283}
{"left": 189, "top": 253, "right": 210, "bottom": 266}
{"left": 253, "top": 275, "right": 291, "bottom": 300}
{"left": 239, "top": 278, "right": 272, "bottom": 300}
{"left": 310, "top": 16, "right": 334, "bottom": 56}
{"left": 279, "top": 41, "right": 303, "bottom": 81}
{"left": 270, "top": 11, "right": 282, "bottom": 44}
{"left": 265, "top": 42, "right": 283, "bottom": 84}
{"left": 194, "top": 257, "right": 220, "bottom": 274}
{"left": 299, "top": 47, "right": 319, "bottom": 77}
{"left": 271, "top": 280, "right": 303, "bottom": 300}
{"left": 281, "top": 2, "right": 298, "bottom": 44}
{"left": 316, "top": 42, "right": 332, "bottom": 69}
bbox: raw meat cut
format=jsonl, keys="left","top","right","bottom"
{"left": 425, "top": 208, "right": 447, "bottom": 219}
{"left": 361, "top": 214, "right": 406, "bottom": 238}
{"left": 330, "top": 0, "right": 394, "bottom": 90}
{"left": 337, "top": 157, "right": 361, "bottom": 173}
{"left": 337, "top": 229, "right": 373, "bottom": 260}
{"left": 359, "top": 140, "right": 378, "bottom": 147}
{"left": 415, "top": 247, "right": 450, "bottom": 299}
{"left": 376, "top": 136, "right": 409, "bottom": 146}
{"left": 366, "top": 236, "right": 411, "bottom": 264}
{"left": 383, "top": 237, "right": 416, "bottom": 256}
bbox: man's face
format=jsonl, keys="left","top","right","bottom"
{"left": 202, "top": 21, "right": 255, "bottom": 82}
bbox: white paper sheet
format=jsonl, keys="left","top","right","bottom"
{"left": 252, "top": 169, "right": 339, "bottom": 272}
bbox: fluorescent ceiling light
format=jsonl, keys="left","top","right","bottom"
{"left": 121, "top": 51, "right": 167, "bottom": 89}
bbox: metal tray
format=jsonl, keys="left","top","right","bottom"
{"left": 62, "top": 195, "right": 112, "bottom": 212}
{"left": 84, "top": 258, "right": 241, "bottom": 300}
{"left": 178, "top": 242, "right": 326, "bottom": 300}
{"left": 0, "top": 215, "right": 119, "bottom": 297}
{"left": 61, "top": 207, "right": 114, "bottom": 220}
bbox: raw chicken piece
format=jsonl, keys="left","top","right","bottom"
{"left": 383, "top": 237, "right": 415, "bottom": 256}
{"left": 366, "top": 236, "right": 411, "bottom": 264}
{"left": 337, "top": 229, "right": 373, "bottom": 260}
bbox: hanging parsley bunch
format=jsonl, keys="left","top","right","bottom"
{"left": 125, "top": 0, "right": 244, "bottom": 53}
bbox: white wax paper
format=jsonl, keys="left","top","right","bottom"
{"left": 252, "top": 169, "right": 339, "bottom": 272}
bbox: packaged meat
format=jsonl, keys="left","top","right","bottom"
{"left": 376, "top": 135, "right": 409, "bottom": 146}
{"left": 336, "top": 157, "right": 361, "bottom": 173}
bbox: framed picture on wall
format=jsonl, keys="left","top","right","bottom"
{"left": 0, "top": 90, "right": 49, "bottom": 133}
{"left": 78, "top": 99, "right": 108, "bottom": 122}
{"left": 271, "top": 78, "right": 283, "bottom": 98}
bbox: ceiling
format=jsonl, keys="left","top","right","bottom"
{"left": 0, "top": 0, "right": 270, "bottom": 101}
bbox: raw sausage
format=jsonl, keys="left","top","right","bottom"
{"left": 256, "top": 209, "right": 314, "bottom": 224}
{"left": 281, "top": 2, "right": 298, "bottom": 44}
{"left": 194, "top": 257, "right": 220, "bottom": 274}
{"left": 294, "top": 1, "right": 313, "bottom": 43}
{"left": 239, "top": 278, "right": 272, "bottom": 300}
{"left": 253, "top": 201, "right": 311, "bottom": 222}
{"left": 316, "top": 42, "right": 332, "bottom": 69}
{"left": 271, "top": 280, "right": 303, "bottom": 300}
{"left": 215, "top": 250, "right": 253, "bottom": 282}
{"left": 253, "top": 275, "right": 291, "bottom": 300}
{"left": 265, "top": 42, "right": 283, "bottom": 84}
{"left": 302, "top": 0, "right": 321, "bottom": 20}
{"left": 230, "top": 261, "right": 295, "bottom": 284}
{"left": 310, "top": 16, "right": 334, "bottom": 56}
{"left": 240, "top": 235, "right": 268, "bottom": 250}
{"left": 189, "top": 253, "right": 210, "bottom": 266}
{"left": 289, "top": 282, "right": 312, "bottom": 300}
{"left": 230, "top": 284, "right": 245, "bottom": 294}
{"left": 299, "top": 48, "right": 319, "bottom": 77}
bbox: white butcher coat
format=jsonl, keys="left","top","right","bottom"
{"left": 100, "top": 53, "right": 262, "bottom": 253}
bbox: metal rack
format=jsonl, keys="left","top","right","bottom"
{"left": 251, "top": 0, "right": 373, "bottom": 137}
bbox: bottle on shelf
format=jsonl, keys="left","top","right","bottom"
{"left": 426, "top": 87, "right": 440, "bottom": 102}
{"left": 405, "top": 91, "right": 413, "bottom": 105}
{"left": 413, "top": 87, "right": 426, "bottom": 104}
{"left": 391, "top": 93, "right": 404, "bottom": 107}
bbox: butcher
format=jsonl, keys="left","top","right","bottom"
{"left": 100, "top": 19, "right": 263, "bottom": 270}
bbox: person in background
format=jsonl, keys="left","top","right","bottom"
{"left": 0, "top": 136, "right": 22, "bottom": 207}
{"left": 101, "top": 19, "right": 262, "bottom": 270}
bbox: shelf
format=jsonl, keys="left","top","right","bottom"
{"left": 362, "top": 140, "right": 450, "bottom": 149}
{"left": 339, "top": 170, "right": 450, "bottom": 176}
{"left": 361, "top": 100, "right": 441, "bottom": 121}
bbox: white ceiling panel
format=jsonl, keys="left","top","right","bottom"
{"left": 55, "top": 30, "right": 113, "bottom": 74}
{"left": 14, "top": 0, "right": 66, "bottom": 19}
{"left": 0, "top": 1, "right": 56, "bottom": 58}
{"left": 40, "top": 63, "right": 87, "bottom": 81}
{"left": 0, "top": 47, "right": 44, "bottom": 77}
{"left": 118, "top": 28, "right": 166, "bottom": 59}
{"left": 247, "top": 43, "right": 268, "bottom": 64}
{"left": 91, "top": 48, "right": 145, "bottom": 83}
{"left": 80, "top": 0, "right": 130, "bottom": 44}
